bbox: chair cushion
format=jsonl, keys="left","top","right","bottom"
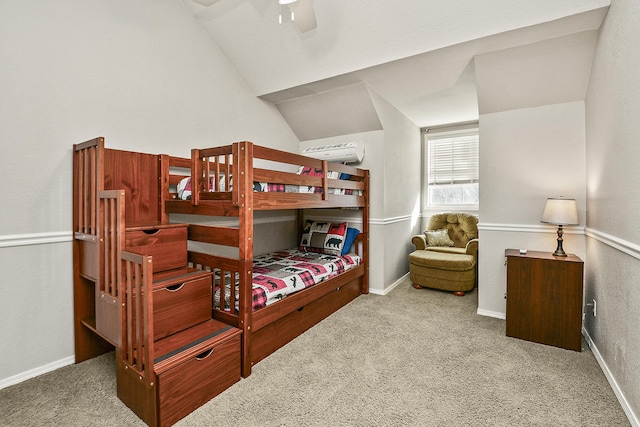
{"left": 409, "top": 250, "right": 475, "bottom": 271}
{"left": 425, "top": 246, "right": 467, "bottom": 255}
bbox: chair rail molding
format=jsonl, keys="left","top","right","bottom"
{"left": 477, "top": 222, "right": 585, "bottom": 234}
{"left": 308, "top": 214, "right": 411, "bottom": 226}
{"left": 585, "top": 227, "right": 640, "bottom": 261}
{"left": 0, "top": 231, "right": 72, "bottom": 248}
{"left": 478, "top": 223, "right": 639, "bottom": 260}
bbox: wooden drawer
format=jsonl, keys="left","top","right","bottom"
{"left": 153, "top": 270, "right": 212, "bottom": 340}
{"left": 157, "top": 333, "right": 241, "bottom": 427}
{"left": 251, "top": 278, "right": 361, "bottom": 365}
{"left": 126, "top": 224, "right": 187, "bottom": 272}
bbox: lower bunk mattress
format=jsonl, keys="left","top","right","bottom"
{"left": 215, "top": 249, "right": 362, "bottom": 311}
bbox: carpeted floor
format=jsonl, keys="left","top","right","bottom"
{"left": 0, "top": 279, "right": 630, "bottom": 426}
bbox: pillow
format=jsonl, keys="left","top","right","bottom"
{"left": 341, "top": 227, "right": 360, "bottom": 256}
{"left": 297, "top": 166, "right": 324, "bottom": 177}
{"left": 300, "top": 220, "right": 348, "bottom": 256}
{"left": 297, "top": 167, "right": 348, "bottom": 180}
{"left": 176, "top": 177, "right": 219, "bottom": 200}
{"left": 177, "top": 177, "right": 192, "bottom": 200}
{"left": 424, "top": 229, "right": 454, "bottom": 247}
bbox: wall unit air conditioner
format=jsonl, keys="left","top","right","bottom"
{"left": 301, "top": 141, "right": 365, "bottom": 163}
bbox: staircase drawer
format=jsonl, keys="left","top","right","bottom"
{"left": 157, "top": 334, "right": 241, "bottom": 427}
{"left": 126, "top": 224, "right": 187, "bottom": 272}
{"left": 153, "top": 275, "right": 212, "bottom": 340}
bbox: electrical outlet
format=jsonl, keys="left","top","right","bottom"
{"left": 586, "top": 299, "right": 597, "bottom": 317}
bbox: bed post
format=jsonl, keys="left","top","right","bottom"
{"left": 158, "top": 154, "right": 169, "bottom": 223}
{"left": 236, "top": 141, "right": 254, "bottom": 378}
{"left": 191, "top": 148, "right": 201, "bottom": 206}
{"left": 362, "top": 169, "right": 370, "bottom": 294}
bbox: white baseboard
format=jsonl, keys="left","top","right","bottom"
{"left": 477, "top": 308, "right": 506, "bottom": 319}
{"left": 582, "top": 328, "right": 639, "bottom": 427}
{"left": 0, "top": 356, "right": 75, "bottom": 391}
{"left": 369, "top": 272, "right": 409, "bottom": 296}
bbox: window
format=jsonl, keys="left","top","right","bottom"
{"left": 423, "top": 124, "right": 479, "bottom": 209}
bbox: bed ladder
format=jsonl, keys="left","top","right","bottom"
{"left": 116, "top": 249, "right": 242, "bottom": 427}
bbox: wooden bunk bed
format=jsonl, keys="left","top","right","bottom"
{"left": 73, "top": 137, "right": 369, "bottom": 426}
{"left": 164, "top": 142, "right": 370, "bottom": 377}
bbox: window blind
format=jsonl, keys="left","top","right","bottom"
{"left": 427, "top": 131, "right": 479, "bottom": 186}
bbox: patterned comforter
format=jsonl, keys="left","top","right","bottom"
{"left": 215, "top": 249, "right": 361, "bottom": 311}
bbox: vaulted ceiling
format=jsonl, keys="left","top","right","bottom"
{"left": 182, "top": 0, "right": 610, "bottom": 140}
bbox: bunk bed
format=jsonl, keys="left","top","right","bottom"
{"left": 161, "top": 141, "right": 370, "bottom": 377}
{"left": 73, "top": 137, "right": 369, "bottom": 426}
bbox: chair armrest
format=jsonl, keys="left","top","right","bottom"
{"left": 465, "top": 238, "right": 479, "bottom": 258}
{"left": 412, "top": 234, "right": 427, "bottom": 250}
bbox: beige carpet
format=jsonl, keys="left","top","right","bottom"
{"left": 0, "top": 279, "right": 630, "bottom": 426}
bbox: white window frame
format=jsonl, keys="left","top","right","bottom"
{"left": 423, "top": 123, "right": 479, "bottom": 212}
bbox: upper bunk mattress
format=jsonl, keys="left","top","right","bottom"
{"left": 176, "top": 166, "right": 361, "bottom": 200}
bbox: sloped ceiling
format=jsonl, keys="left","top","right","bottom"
{"left": 475, "top": 30, "right": 600, "bottom": 114}
{"left": 269, "top": 82, "right": 382, "bottom": 141}
{"left": 183, "top": 0, "right": 610, "bottom": 138}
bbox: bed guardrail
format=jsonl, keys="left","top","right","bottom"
{"left": 74, "top": 137, "right": 104, "bottom": 237}
{"left": 164, "top": 142, "right": 366, "bottom": 209}
{"left": 188, "top": 251, "right": 244, "bottom": 326}
{"left": 93, "top": 190, "right": 125, "bottom": 345}
{"left": 120, "top": 250, "right": 155, "bottom": 388}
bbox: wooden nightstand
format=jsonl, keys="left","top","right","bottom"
{"left": 505, "top": 249, "right": 584, "bottom": 351}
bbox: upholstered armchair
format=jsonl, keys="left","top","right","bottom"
{"left": 409, "top": 213, "right": 478, "bottom": 296}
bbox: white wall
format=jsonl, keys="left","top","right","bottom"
{"left": 301, "top": 130, "right": 387, "bottom": 292}
{"left": 584, "top": 0, "right": 640, "bottom": 422}
{"left": 0, "top": 0, "right": 298, "bottom": 387}
{"left": 477, "top": 102, "right": 587, "bottom": 316}
{"left": 371, "top": 91, "right": 422, "bottom": 290}
{"left": 299, "top": 88, "right": 421, "bottom": 294}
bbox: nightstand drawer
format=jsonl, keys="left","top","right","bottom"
{"left": 126, "top": 224, "right": 187, "bottom": 272}
{"left": 153, "top": 270, "right": 212, "bottom": 340}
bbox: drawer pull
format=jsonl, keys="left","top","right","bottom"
{"left": 143, "top": 228, "right": 160, "bottom": 235}
{"left": 196, "top": 348, "right": 214, "bottom": 360}
{"left": 297, "top": 306, "right": 305, "bottom": 312}
{"left": 166, "top": 283, "right": 185, "bottom": 292}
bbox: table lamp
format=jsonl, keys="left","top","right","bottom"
{"left": 541, "top": 197, "right": 579, "bottom": 257}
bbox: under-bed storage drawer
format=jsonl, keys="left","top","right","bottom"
{"left": 153, "top": 270, "right": 212, "bottom": 340}
{"left": 125, "top": 223, "right": 187, "bottom": 272}
{"left": 157, "top": 333, "right": 241, "bottom": 427}
{"left": 252, "top": 279, "right": 362, "bottom": 365}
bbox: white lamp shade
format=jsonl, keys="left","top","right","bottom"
{"left": 541, "top": 198, "right": 579, "bottom": 225}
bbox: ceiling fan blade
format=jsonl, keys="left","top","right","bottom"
{"left": 289, "top": 0, "right": 317, "bottom": 32}
{"left": 192, "top": 0, "right": 224, "bottom": 6}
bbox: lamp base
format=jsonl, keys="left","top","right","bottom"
{"left": 553, "top": 225, "right": 568, "bottom": 257}
{"left": 553, "top": 248, "right": 568, "bottom": 257}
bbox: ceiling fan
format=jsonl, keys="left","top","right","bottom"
{"left": 191, "top": 0, "right": 317, "bottom": 33}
